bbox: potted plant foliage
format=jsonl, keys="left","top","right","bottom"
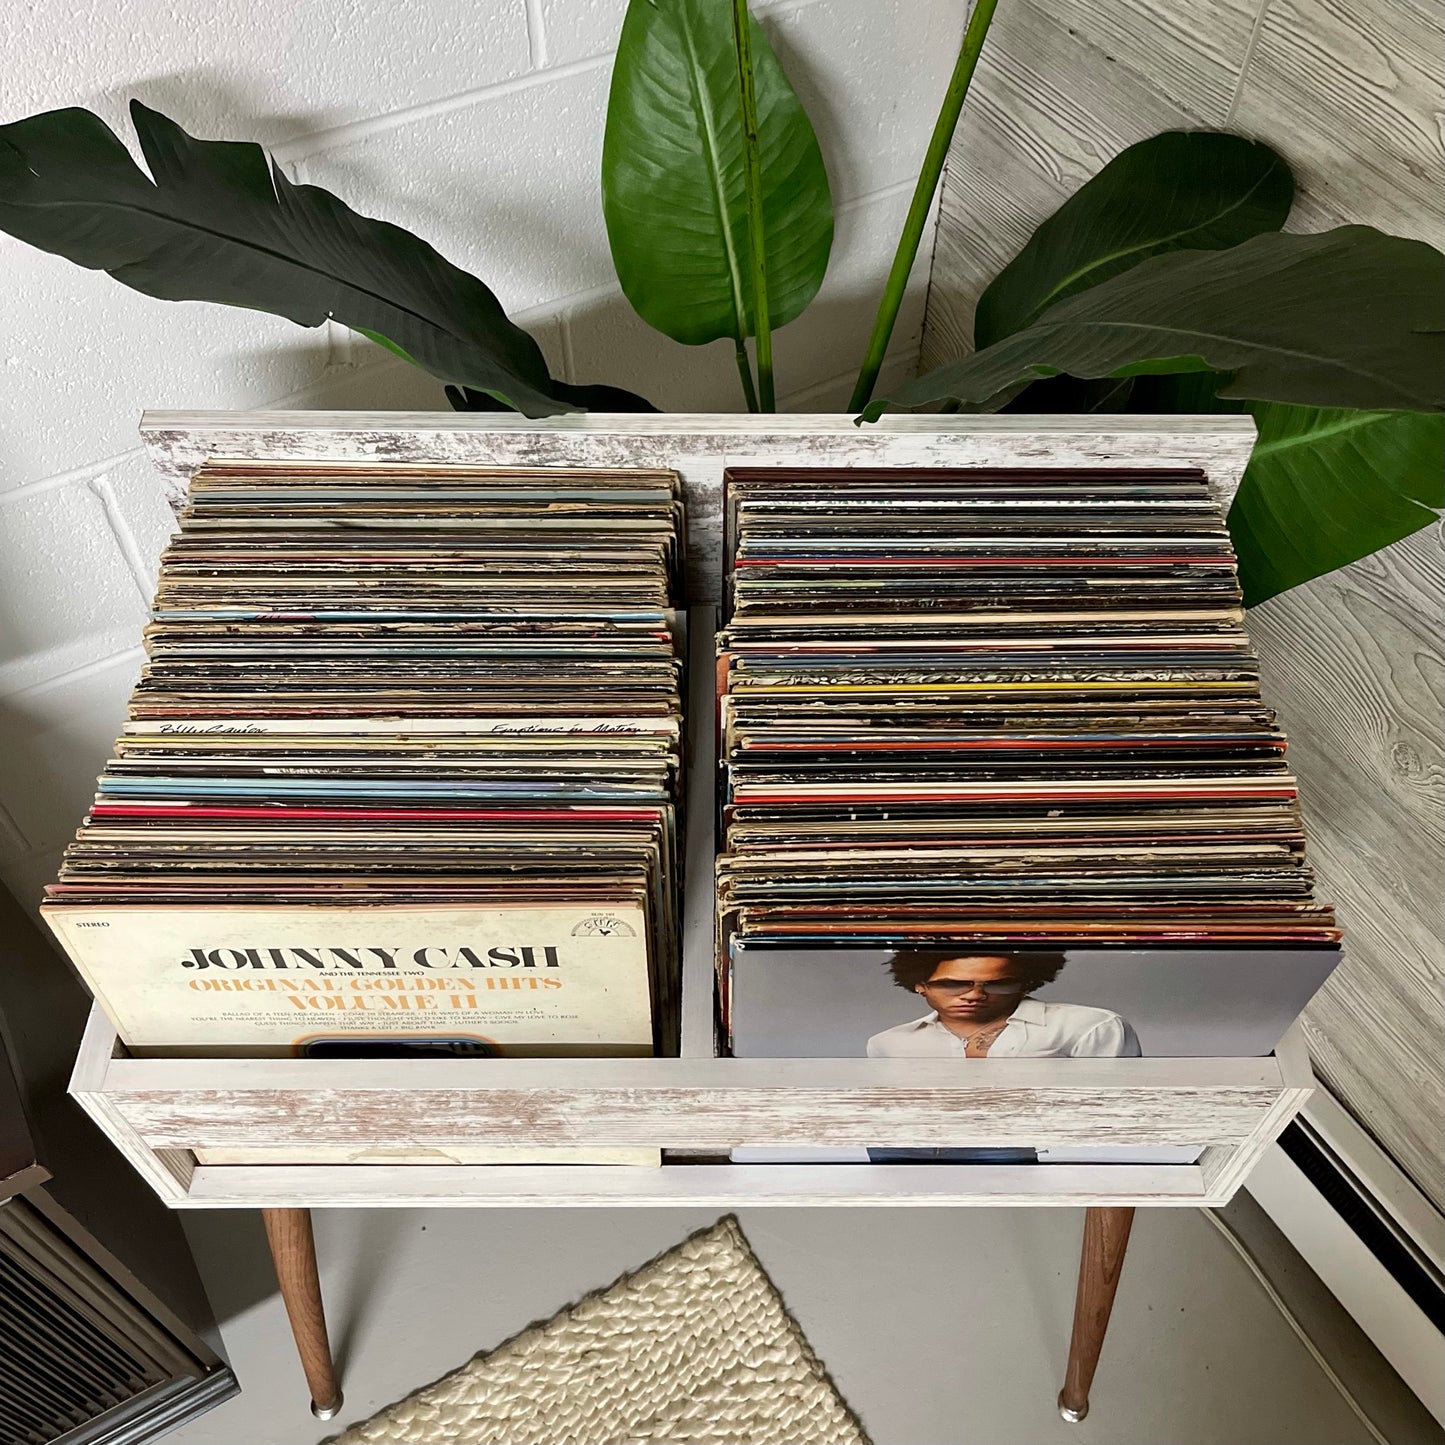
{"left": 1, "top": 0, "right": 1439, "bottom": 604}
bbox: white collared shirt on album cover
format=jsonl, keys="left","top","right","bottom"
{"left": 865, "top": 997, "right": 1142, "bottom": 1058}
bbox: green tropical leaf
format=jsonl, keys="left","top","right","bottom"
{"left": 1001, "top": 374, "right": 1139, "bottom": 413}
{"left": 1230, "top": 405, "right": 1444, "bottom": 605}
{"left": 354, "top": 327, "right": 421, "bottom": 365}
{"left": 976, "top": 131, "right": 1293, "bottom": 348}
{"left": 445, "top": 385, "right": 512, "bottom": 413}
{"left": 1127, "top": 370, "right": 1248, "bottom": 414}
{"left": 601, "top": 0, "right": 833, "bottom": 347}
{"left": 447, "top": 380, "right": 658, "bottom": 412}
{"left": 0, "top": 102, "right": 577, "bottom": 415}
{"left": 863, "top": 228, "right": 1444, "bottom": 422}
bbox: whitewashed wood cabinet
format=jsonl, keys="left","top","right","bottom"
{"left": 68, "top": 412, "right": 1316, "bottom": 1213}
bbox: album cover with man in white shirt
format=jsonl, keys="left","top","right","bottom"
{"left": 727, "top": 943, "right": 1341, "bottom": 1059}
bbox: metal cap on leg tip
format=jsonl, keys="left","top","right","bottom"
{"left": 311, "top": 1392, "right": 344, "bottom": 1422}
{"left": 1058, "top": 1390, "right": 1088, "bottom": 1423}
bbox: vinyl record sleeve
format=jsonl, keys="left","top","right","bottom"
{"left": 726, "top": 942, "right": 1341, "bottom": 1059}
{"left": 44, "top": 902, "right": 654, "bottom": 1057}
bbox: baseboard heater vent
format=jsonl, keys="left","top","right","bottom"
{"left": 0, "top": 1196, "right": 231, "bottom": 1445}
{"left": 1277, "top": 1120, "right": 1445, "bottom": 1332}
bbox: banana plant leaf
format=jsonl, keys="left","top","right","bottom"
{"left": 999, "top": 374, "right": 1140, "bottom": 413}
{"left": 1142, "top": 373, "right": 1445, "bottom": 602}
{"left": 862, "top": 227, "right": 1445, "bottom": 421}
{"left": 1229, "top": 404, "right": 1444, "bottom": 605}
{"left": 446, "top": 380, "right": 658, "bottom": 412}
{"left": 602, "top": 0, "right": 833, "bottom": 346}
{"left": 975, "top": 131, "right": 1293, "bottom": 349}
{"left": 0, "top": 102, "right": 631, "bottom": 416}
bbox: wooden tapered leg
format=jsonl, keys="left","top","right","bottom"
{"left": 261, "top": 1208, "right": 344, "bottom": 1420}
{"left": 1058, "top": 1206, "right": 1135, "bottom": 1423}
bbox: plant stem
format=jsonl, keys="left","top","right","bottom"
{"left": 734, "top": 341, "right": 760, "bottom": 412}
{"left": 732, "top": 0, "right": 775, "bottom": 411}
{"left": 847, "top": 0, "right": 1000, "bottom": 413}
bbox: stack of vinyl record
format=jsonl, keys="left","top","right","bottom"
{"left": 715, "top": 467, "right": 1341, "bottom": 1060}
{"left": 43, "top": 462, "right": 685, "bottom": 1062}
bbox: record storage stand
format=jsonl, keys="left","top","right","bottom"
{"left": 69, "top": 413, "right": 1316, "bottom": 1418}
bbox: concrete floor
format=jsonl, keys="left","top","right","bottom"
{"left": 171, "top": 1205, "right": 1384, "bottom": 1445}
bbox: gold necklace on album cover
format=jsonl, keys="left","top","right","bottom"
{"left": 39, "top": 461, "right": 1340, "bottom": 1104}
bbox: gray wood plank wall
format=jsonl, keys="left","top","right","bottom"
{"left": 921, "top": 0, "right": 1445, "bottom": 1209}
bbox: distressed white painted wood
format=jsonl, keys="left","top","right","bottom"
{"left": 72, "top": 1004, "right": 1307, "bottom": 1207}
{"left": 91, "top": 1055, "right": 1286, "bottom": 1150}
{"left": 1193, "top": 1025, "right": 1315, "bottom": 1197}
{"left": 139, "top": 412, "right": 1257, "bottom": 606}
{"left": 1271, "top": 1021, "right": 1315, "bottom": 1092}
{"left": 81, "top": 1039, "right": 1286, "bottom": 1099}
{"left": 71, "top": 1010, "right": 192, "bottom": 1205}
{"left": 71, "top": 1005, "right": 1263, "bottom": 1209}
{"left": 79, "top": 410, "right": 1309, "bottom": 1212}
{"left": 175, "top": 1162, "right": 1223, "bottom": 1210}
{"left": 94, "top": 1088, "right": 1277, "bottom": 1151}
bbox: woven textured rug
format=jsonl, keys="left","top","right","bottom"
{"left": 329, "top": 1217, "right": 870, "bottom": 1445}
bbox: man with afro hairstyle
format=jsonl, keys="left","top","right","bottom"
{"left": 866, "top": 949, "right": 1140, "bottom": 1059}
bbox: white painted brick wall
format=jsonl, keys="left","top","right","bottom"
{"left": 0, "top": 0, "right": 965, "bottom": 909}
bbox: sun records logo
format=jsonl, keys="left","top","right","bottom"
{"left": 570, "top": 914, "right": 637, "bottom": 938}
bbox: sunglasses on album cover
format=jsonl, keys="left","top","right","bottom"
{"left": 920, "top": 978, "right": 1027, "bottom": 997}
